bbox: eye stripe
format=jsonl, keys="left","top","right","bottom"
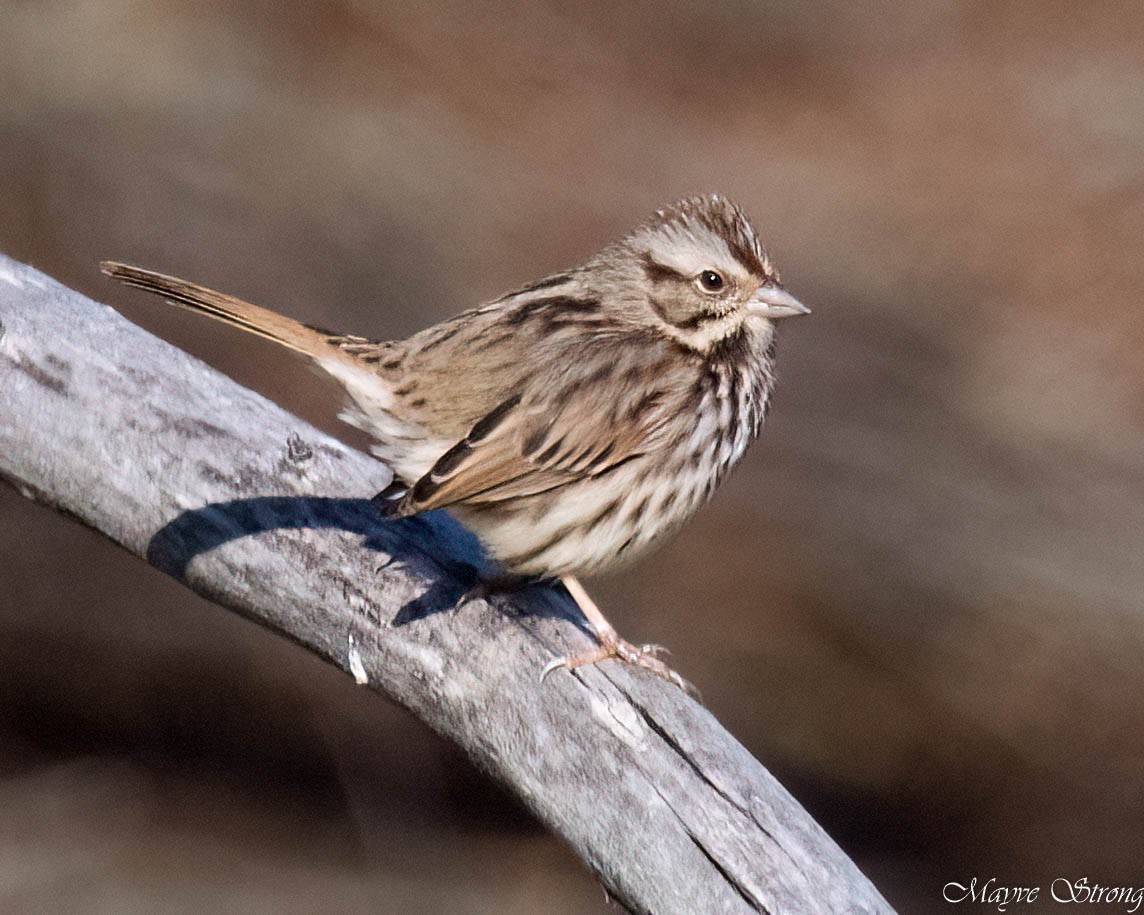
{"left": 640, "top": 252, "right": 687, "bottom": 283}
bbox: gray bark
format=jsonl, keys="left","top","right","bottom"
{"left": 0, "top": 255, "right": 893, "bottom": 914}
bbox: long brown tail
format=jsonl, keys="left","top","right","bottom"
{"left": 100, "top": 261, "right": 369, "bottom": 364}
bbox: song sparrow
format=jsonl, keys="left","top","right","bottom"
{"left": 102, "top": 194, "right": 809, "bottom": 687}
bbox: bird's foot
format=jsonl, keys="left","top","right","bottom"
{"left": 542, "top": 575, "right": 698, "bottom": 696}
{"left": 541, "top": 633, "right": 695, "bottom": 695}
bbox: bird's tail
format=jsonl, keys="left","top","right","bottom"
{"left": 100, "top": 261, "right": 376, "bottom": 367}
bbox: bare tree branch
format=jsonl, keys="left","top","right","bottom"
{"left": 0, "top": 255, "right": 892, "bottom": 914}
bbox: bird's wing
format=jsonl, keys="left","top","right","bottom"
{"left": 399, "top": 349, "right": 680, "bottom": 513}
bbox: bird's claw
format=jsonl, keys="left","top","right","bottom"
{"left": 539, "top": 656, "right": 569, "bottom": 683}
{"left": 457, "top": 581, "right": 491, "bottom": 606}
{"left": 540, "top": 637, "right": 695, "bottom": 696}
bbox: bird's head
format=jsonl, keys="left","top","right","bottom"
{"left": 591, "top": 194, "right": 810, "bottom": 353}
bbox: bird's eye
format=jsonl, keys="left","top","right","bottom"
{"left": 696, "top": 270, "right": 725, "bottom": 294}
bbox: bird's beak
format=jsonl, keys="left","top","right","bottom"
{"left": 749, "top": 283, "right": 811, "bottom": 319}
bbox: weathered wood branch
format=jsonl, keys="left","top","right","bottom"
{"left": 0, "top": 255, "right": 892, "bottom": 914}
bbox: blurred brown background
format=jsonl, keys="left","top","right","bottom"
{"left": 2, "top": 1, "right": 1142, "bottom": 912}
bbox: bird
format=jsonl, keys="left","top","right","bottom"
{"left": 102, "top": 194, "right": 809, "bottom": 688}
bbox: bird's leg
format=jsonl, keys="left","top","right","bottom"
{"left": 558, "top": 575, "right": 668, "bottom": 660}
{"left": 542, "top": 575, "right": 693, "bottom": 692}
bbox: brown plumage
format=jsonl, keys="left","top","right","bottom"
{"left": 102, "top": 194, "right": 809, "bottom": 686}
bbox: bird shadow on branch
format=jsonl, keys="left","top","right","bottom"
{"left": 145, "top": 496, "right": 576, "bottom": 628}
